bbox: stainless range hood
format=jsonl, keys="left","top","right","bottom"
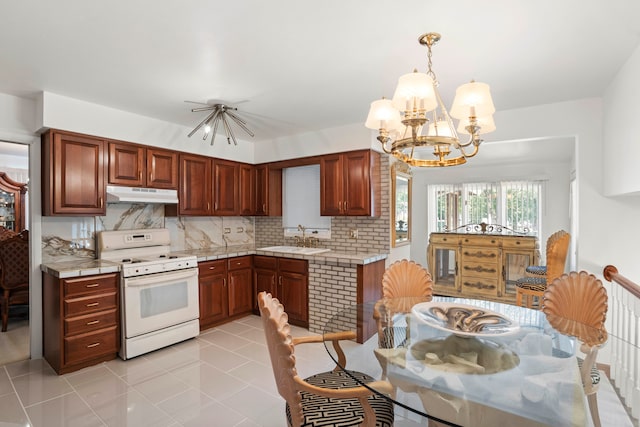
{"left": 106, "top": 185, "right": 179, "bottom": 204}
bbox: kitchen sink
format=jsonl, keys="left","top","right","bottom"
{"left": 258, "top": 246, "right": 331, "bottom": 255}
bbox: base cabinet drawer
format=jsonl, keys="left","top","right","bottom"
{"left": 64, "top": 309, "right": 118, "bottom": 336}
{"left": 64, "top": 292, "right": 117, "bottom": 317}
{"left": 64, "top": 325, "right": 118, "bottom": 366}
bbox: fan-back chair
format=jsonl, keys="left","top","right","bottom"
{"left": 375, "top": 259, "right": 433, "bottom": 349}
{"left": 0, "top": 230, "right": 29, "bottom": 332}
{"left": 516, "top": 230, "right": 570, "bottom": 308}
{"left": 542, "top": 271, "right": 608, "bottom": 427}
{"left": 258, "top": 291, "right": 394, "bottom": 427}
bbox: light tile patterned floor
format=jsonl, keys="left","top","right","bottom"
{"left": 0, "top": 315, "right": 634, "bottom": 426}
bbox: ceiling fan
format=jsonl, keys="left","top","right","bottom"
{"left": 186, "top": 100, "right": 254, "bottom": 146}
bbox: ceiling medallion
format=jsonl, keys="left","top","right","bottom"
{"left": 365, "top": 32, "right": 496, "bottom": 167}
{"left": 187, "top": 103, "right": 254, "bottom": 146}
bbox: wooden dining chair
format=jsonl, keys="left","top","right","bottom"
{"left": 375, "top": 259, "right": 433, "bottom": 349}
{"left": 0, "top": 230, "right": 29, "bottom": 332}
{"left": 542, "top": 271, "right": 608, "bottom": 427}
{"left": 516, "top": 230, "right": 570, "bottom": 308}
{"left": 258, "top": 291, "right": 394, "bottom": 427}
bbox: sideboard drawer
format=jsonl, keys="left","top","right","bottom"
{"left": 502, "top": 237, "right": 537, "bottom": 249}
{"left": 461, "top": 235, "right": 499, "bottom": 247}
{"left": 429, "top": 234, "right": 459, "bottom": 245}
{"left": 460, "top": 278, "right": 499, "bottom": 297}
{"left": 461, "top": 248, "right": 499, "bottom": 263}
{"left": 460, "top": 261, "right": 499, "bottom": 279}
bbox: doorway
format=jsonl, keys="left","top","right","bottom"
{"left": 0, "top": 140, "right": 29, "bottom": 365}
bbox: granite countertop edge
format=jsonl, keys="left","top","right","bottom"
{"left": 41, "top": 248, "right": 388, "bottom": 277}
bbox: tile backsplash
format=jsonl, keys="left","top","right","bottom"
{"left": 41, "top": 203, "right": 255, "bottom": 263}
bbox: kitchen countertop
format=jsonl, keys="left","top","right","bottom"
{"left": 41, "top": 246, "right": 388, "bottom": 278}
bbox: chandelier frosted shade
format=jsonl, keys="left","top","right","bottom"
{"left": 450, "top": 81, "right": 496, "bottom": 119}
{"left": 391, "top": 71, "right": 437, "bottom": 112}
{"left": 364, "top": 98, "right": 402, "bottom": 132}
{"left": 365, "top": 32, "right": 496, "bottom": 167}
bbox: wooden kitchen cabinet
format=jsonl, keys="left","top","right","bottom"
{"left": 108, "top": 141, "right": 178, "bottom": 189}
{"left": 42, "top": 129, "right": 107, "bottom": 216}
{"left": 198, "top": 259, "right": 228, "bottom": 329}
{"left": 227, "top": 256, "right": 253, "bottom": 316}
{"left": 43, "top": 272, "right": 120, "bottom": 374}
{"left": 213, "top": 159, "right": 239, "bottom": 216}
{"left": 239, "top": 164, "right": 255, "bottom": 215}
{"left": 253, "top": 255, "right": 308, "bottom": 327}
{"left": 428, "top": 233, "right": 538, "bottom": 304}
{"left": 255, "top": 165, "right": 282, "bottom": 216}
{"left": 178, "top": 153, "right": 212, "bottom": 215}
{"left": 320, "top": 150, "right": 380, "bottom": 217}
{"left": 198, "top": 256, "right": 253, "bottom": 330}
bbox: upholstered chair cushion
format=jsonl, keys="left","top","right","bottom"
{"left": 286, "top": 370, "right": 394, "bottom": 427}
{"left": 525, "top": 265, "right": 547, "bottom": 276}
{"left": 515, "top": 276, "right": 547, "bottom": 292}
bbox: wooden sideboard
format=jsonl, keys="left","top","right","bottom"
{"left": 427, "top": 232, "right": 539, "bottom": 304}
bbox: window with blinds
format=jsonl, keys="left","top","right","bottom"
{"left": 429, "top": 180, "right": 542, "bottom": 238}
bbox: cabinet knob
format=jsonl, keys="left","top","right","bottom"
{"left": 86, "top": 302, "right": 99, "bottom": 307}
{"left": 86, "top": 342, "right": 101, "bottom": 349}
{"left": 85, "top": 283, "right": 99, "bottom": 288}
{"left": 209, "top": 266, "right": 215, "bottom": 270}
{"left": 86, "top": 320, "right": 100, "bottom": 326}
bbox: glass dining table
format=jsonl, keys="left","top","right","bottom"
{"left": 322, "top": 296, "right": 591, "bottom": 427}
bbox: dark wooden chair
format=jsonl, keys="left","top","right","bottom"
{"left": 0, "top": 230, "right": 29, "bottom": 332}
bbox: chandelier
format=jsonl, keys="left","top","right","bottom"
{"left": 187, "top": 103, "right": 254, "bottom": 146}
{"left": 365, "top": 32, "right": 496, "bottom": 167}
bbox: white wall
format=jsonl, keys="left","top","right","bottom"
{"left": 37, "top": 92, "right": 255, "bottom": 164}
{"left": 254, "top": 122, "right": 376, "bottom": 163}
{"left": 604, "top": 43, "right": 640, "bottom": 196}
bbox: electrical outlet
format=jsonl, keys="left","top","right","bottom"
{"left": 236, "top": 227, "right": 244, "bottom": 233}
{"left": 349, "top": 229, "right": 358, "bottom": 239}
{"left": 224, "top": 228, "right": 231, "bottom": 234}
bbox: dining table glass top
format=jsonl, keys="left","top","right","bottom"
{"left": 322, "top": 296, "right": 596, "bottom": 427}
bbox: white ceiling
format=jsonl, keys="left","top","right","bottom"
{"left": 1, "top": 0, "right": 639, "bottom": 154}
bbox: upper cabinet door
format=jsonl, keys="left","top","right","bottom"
{"left": 43, "top": 130, "right": 106, "bottom": 216}
{"left": 108, "top": 142, "right": 145, "bottom": 186}
{"left": 239, "top": 164, "right": 255, "bottom": 216}
{"left": 320, "top": 154, "right": 344, "bottom": 216}
{"left": 213, "top": 159, "right": 239, "bottom": 216}
{"left": 342, "top": 150, "right": 372, "bottom": 216}
{"left": 255, "top": 165, "right": 282, "bottom": 216}
{"left": 146, "top": 148, "right": 178, "bottom": 189}
{"left": 320, "top": 150, "right": 380, "bottom": 217}
{"left": 178, "top": 153, "right": 212, "bottom": 216}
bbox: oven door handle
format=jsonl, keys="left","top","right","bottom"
{"left": 124, "top": 268, "right": 198, "bottom": 287}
